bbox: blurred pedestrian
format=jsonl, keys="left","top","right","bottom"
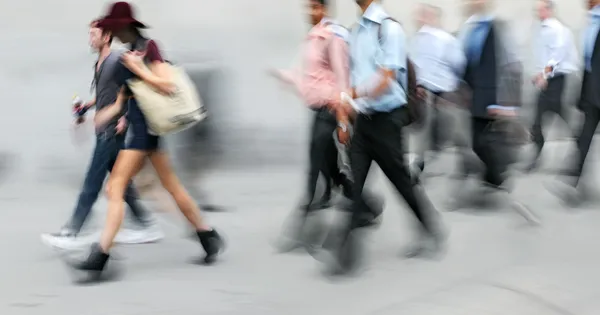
{"left": 448, "top": 0, "right": 539, "bottom": 224}
{"left": 271, "top": 0, "right": 383, "bottom": 254}
{"left": 526, "top": 0, "right": 578, "bottom": 172}
{"left": 317, "top": 0, "right": 445, "bottom": 276}
{"left": 40, "top": 19, "right": 163, "bottom": 250}
{"left": 546, "top": 0, "right": 600, "bottom": 205}
{"left": 410, "top": 3, "right": 466, "bottom": 173}
{"left": 66, "top": 2, "right": 224, "bottom": 280}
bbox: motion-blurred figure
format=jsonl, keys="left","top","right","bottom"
{"left": 271, "top": 0, "right": 382, "bottom": 253}
{"left": 527, "top": 0, "right": 578, "bottom": 172}
{"left": 449, "top": 0, "right": 539, "bottom": 224}
{"left": 410, "top": 3, "right": 466, "bottom": 172}
{"left": 40, "top": 20, "right": 163, "bottom": 250}
{"left": 67, "top": 2, "right": 223, "bottom": 280}
{"left": 318, "top": 0, "right": 444, "bottom": 276}
{"left": 546, "top": 0, "right": 600, "bottom": 205}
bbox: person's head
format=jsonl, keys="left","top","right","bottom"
{"left": 97, "top": 2, "right": 147, "bottom": 44}
{"left": 536, "top": 0, "right": 554, "bottom": 20}
{"left": 89, "top": 20, "right": 113, "bottom": 51}
{"left": 588, "top": 0, "right": 600, "bottom": 10}
{"left": 416, "top": 3, "right": 442, "bottom": 28}
{"left": 307, "top": 0, "right": 328, "bottom": 26}
{"left": 463, "top": 0, "right": 487, "bottom": 16}
{"left": 355, "top": 0, "right": 373, "bottom": 9}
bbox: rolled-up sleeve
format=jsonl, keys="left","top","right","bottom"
{"left": 379, "top": 20, "right": 406, "bottom": 72}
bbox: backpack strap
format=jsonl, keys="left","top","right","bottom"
{"left": 377, "top": 17, "right": 400, "bottom": 43}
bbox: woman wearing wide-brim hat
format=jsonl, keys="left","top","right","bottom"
{"left": 71, "top": 1, "right": 223, "bottom": 277}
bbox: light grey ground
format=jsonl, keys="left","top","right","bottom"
{"left": 1, "top": 141, "right": 600, "bottom": 315}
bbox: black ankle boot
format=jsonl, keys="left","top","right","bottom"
{"left": 197, "top": 229, "right": 223, "bottom": 265}
{"left": 74, "top": 243, "right": 110, "bottom": 272}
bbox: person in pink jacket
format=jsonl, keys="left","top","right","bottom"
{"left": 271, "top": 0, "right": 382, "bottom": 254}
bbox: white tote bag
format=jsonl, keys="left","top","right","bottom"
{"left": 127, "top": 64, "right": 207, "bottom": 136}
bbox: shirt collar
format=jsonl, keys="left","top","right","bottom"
{"left": 540, "top": 17, "right": 557, "bottom": 27}
{"left": 465, "top": 14, "right": 494, "bottom": 24}
{"left": 309, "top": 17, "right": 334, "bottom": 39}
{"left": 590, "top": 5, "right": 600, "bottom": 18}
{"left": 362, "top": 2, "right": 387, "bottom": 24}
{"left": 417, "top": 25, "right": 442, "bottom": 35}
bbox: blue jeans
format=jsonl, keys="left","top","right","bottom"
{"left": 68, "top": 131, "right": 149, "bottom": 233}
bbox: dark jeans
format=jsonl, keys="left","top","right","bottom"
{"left": 68, "top": 131, "right": 149, "bottom": 233}
{"left": 531, "top": 75, "right": 569, "bottom": 155}
{"left": 347, "top": 107, "right": 434, "bottom": 233}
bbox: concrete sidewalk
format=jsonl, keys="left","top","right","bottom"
{"left": 1, "top": 141, "right": 600, "bottom": 315}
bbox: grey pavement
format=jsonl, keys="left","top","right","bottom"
{"left": 2, "top": 141, "right": 600, "bottom": 315}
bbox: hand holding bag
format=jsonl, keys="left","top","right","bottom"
{"left": 127, "top": 62, "right": 207, "bottom": 136}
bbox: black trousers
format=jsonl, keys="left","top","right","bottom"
{"left": 531, "top": 75, "right": 569, "bottom": 154}
{"left": 471, "top": 117, "right": 514, "bottom": 187}
{"left": 572, "top": 101, "right": 600, "bottom": 185}
{"left": 428, "top": 90, "right": 447, "bottom": 152}
{"left": 306, "top": 109, "right": 352, "bottom": 203}
{"left": 347, "top": 107, "right": 433, "bottom": 233}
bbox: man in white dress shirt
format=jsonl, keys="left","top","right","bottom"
{"left": 527, "top": 0, "right": 579, "bottom": 172}
{"left": 410, "top": 3, "right": 466, "bottom": 172}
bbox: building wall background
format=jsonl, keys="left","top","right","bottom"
{"left": 0, "top": 0, "right": 590, "bottom": 181}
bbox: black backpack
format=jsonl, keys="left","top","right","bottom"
{"left": 377, "top": 17, "right": 424, "bottom": 127}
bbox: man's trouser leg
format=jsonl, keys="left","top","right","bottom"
{"left": 572, "top": 103, "right": 600, "bottom": 186}
{"left": 68, "top": 134, "right": 148, "bottom": 233}
{"left": 471, "top": 118, "right": 508, "bottom": 187}
{"left": 347, "top": 108, "right": 435, "bottom": 234}
{"left": 532, "top": 75, "right": 567, "bottom": 156}
{"left": 305, "top": 110, "right": 336, "bottom": 206}
{"left": 68, "top": 134, "right": 116, "bottom": 233}
{"left": 327, "top": 127, "right": 381, "bottom": 217}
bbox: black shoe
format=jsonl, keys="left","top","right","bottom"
{"left": 197, "top": 229, "right": 224, "bottom": 265}
{"left": 322, "top": 230, "right": 362, "bottom": 277}
{"left": 67, "top": 243, "right": 116, "bottom": 284}
{"left": 72, "top": 243, "right": 110, "bottom": 272}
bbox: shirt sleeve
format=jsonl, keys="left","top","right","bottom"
{"left": 545, "top": 25, "right": 567, "bottom": 77}
{"left": 378, "top": 20, "right": 406, "bottom": 72}
{"left": 447, "top": 36, "right": 467, "bottom": 77}
{"left": 145, "top": 40, "right": 164, "bottom": 63}
{"left": 328, "top": 36, "right": 350, "bottom": 105}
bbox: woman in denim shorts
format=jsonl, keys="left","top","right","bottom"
{"left": 69, "top": 1, "right": 223, "bottom": 279}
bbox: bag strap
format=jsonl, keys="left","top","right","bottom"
{"left": 376, "top": 17, "right": 409, "bottom": 94}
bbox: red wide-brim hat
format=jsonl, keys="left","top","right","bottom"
{"left": 96, "top": 1, "right": 147, "bottom": 31}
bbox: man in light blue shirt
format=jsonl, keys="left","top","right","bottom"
{"left": 323, "top": 0, "right": 444, "bottom": 276}
{"left": 527, "top": 0, "right": 578, "bottom": 172}
{"left": 410, "top": 3, "right": 466, "bottom": 170}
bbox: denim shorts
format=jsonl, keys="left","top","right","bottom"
{"left": 125, "top": 98, "right": 160, "bottom": 151}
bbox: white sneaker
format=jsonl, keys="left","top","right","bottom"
{"left": 40, "top": 229, "right": 90, "bottom": 250}
{"left": 114, "top": 224, "right": 164, "bottom": 244}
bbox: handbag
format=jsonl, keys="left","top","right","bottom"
{"left": 127, "top": 64, "right": 207, "bottom": 136}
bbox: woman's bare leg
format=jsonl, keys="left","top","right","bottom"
{"left": 148, "top": 151, "right": 210, "bottom": 231}
{"left": 99, "top": 150, "right": 147, "bottom": 252}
